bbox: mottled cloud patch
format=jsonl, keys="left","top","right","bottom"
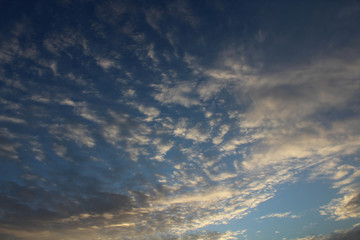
{"left": 49, "top": 123, "right": 95, "bottom": 148}
{"left": 173, "top": 119, "right": 209, "bottom": 142}
{"left": 152, "top": 82, "right": 201, "bottom": 107}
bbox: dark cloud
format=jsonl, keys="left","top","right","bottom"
{"left": 0, "top": 178, "right": 138, "bottom": 231}
{"left": 0, "top": 232, "right": 23, "bottom": 240}
{"left": 303, "top": 225, "right": 360, "bottom": 240}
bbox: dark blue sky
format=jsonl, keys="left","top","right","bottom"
{"left": 1, "top": 0, "right": 360, "bottom": 239}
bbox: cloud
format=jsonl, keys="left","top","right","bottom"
{"left": 320, "top": 191, "right": 360, "bottom": 221}
{"left": 155, "top": 187, "right": 233, "bottom": 206}
{"left": 167, "top": 0, "right": 200, "bottom": 27}
{"left": 296, "top": 224, "right": 360, "bottom": 240}
{"left": 213, "top": 125, "right": 230, "bottom": 145}
{"left": 136, "top": 104, "right": 160, "bottom": 121}
{"left": 308, "top": 158, "right": 360, "bottom": 221}
{"left": 29, "top": 140, "right": 45, "bottom": 161}
{"left": 1, "top": 1, "right": 360, "bottom": 239}
{"left": 173, "top": 119, "right": 209, "bottom": 142}
{"left": 0, "top": 18, "right": 37, "bottom": 64}
{"left": 147, "top": 43, "right": 159, "bottom": 64}
{"left": 152, "top": 82, "right": 201, "bottom": 107}
{"left": 230, "top": 58, "right": 360, "bottom": 171}
{"left": 100, "top": 110, "right": 154, "bottom": 161}
{"left": 144, "top": 7, "right": 163, "bottom": 31}
{"left": 49, "top": 123, "right": 95, "bottom": 148}
{"left": 30, "top": 95, "right": 51, "bottom": 103}
{"left": 166, "top": 230, "right": 243, "bottom": 240}
{"left": 259, "top": 211, "right": 299, "bottom": 219}
{"left": 152, "top": 138, "right": 173, "bottom": 162}
{"left": 0, "top": 116, "right": 26, "bottom": 124}
{"left": 96, "top": 57, "right": 115, "bottom": 70}
{"left": 0, "top": 140, "right": 20, "bottom": 159}
{"left": 59, "top": 99, "right": 103, "bottom": 123}
{"left": 2, "top": 44, "right": 360, "bottom": 240}
{"left": 43, "top": 29, "right": 86, "bottom": 55}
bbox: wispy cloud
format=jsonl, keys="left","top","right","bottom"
{"left": 0, "top": 115, "right": 26, "bottom": 124}
{"left": 259, "top": 211, "right": 300, "bottom": 219}
{"left": 167, "top": 0, "right": 200, "bottom": 27}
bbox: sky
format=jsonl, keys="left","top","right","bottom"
{"left": 0, "top": 0, "right": 360, "bottom": 239}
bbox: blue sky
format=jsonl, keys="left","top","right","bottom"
{"left": 0, "top": 0, "right": 360, "bottom": 239}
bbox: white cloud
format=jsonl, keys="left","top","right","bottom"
{"left": 173, "top": 119, "right": 209, "bottom": 142}
{"left": 320, "top": 191, "right": 360, "bottom": 220}
{"left": 235, "top": 58, "right": 360, "bottom": 171}
{"left": 197, "top": 78, "right": 225, "bottom": 101}
{"left": 0, "top": 115, "right": 26, "bottom": 124}
{"left": 152, "top": 82, "right": 201, "bottom": 107}
{"left": 152, "top": 138, "right": 173, "bottom": 162}
{"left": 213, "top": 125, "right": 230, "bottom": 145}
{"left": 204, "top": 171, "right": 238, "bottom": 182}
{"left": 184, "top": 125, "right": 209, "bottom": 142}
{"left": 59, "top": 99, "right": 103, "bottom": 123}
{"left": 106, "top": 223, "right": 135, "bottom": 228}
{"left": 96, "top": 57, "right": 115, "bottom": 70}
{"left": 100, "top": 111, "right": 153, "bottom": 161}
{"left": 259, "top": 211, "right": 300, "bottom": 219}
{"left": 137, "top": 104, "right": 160, "bottom": 121}
{"left": 31, "top": 95, "right": 51, "bottom": 103}
{"left": 147, "top": 43, "right": 158, "bottom": 64}
{"left": 0, "top": 141, "right": 20, "bottom": 159}
{"left": 30, "top": 140, "right": 45, "bottom": 161}
{"left": 123, "top": 89, "right": 136, "bottom": 98}
{"left": 156, "top": 187, "right": 233, "bottom": 205}
{"left": 66, "top": 124, "right": 95, "bottom": 148}
{"left": 50, "top": 124, "right": 95, "bottom": 148}
{"left": 53, "top": 143, "right": 67, "bottom": 157}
